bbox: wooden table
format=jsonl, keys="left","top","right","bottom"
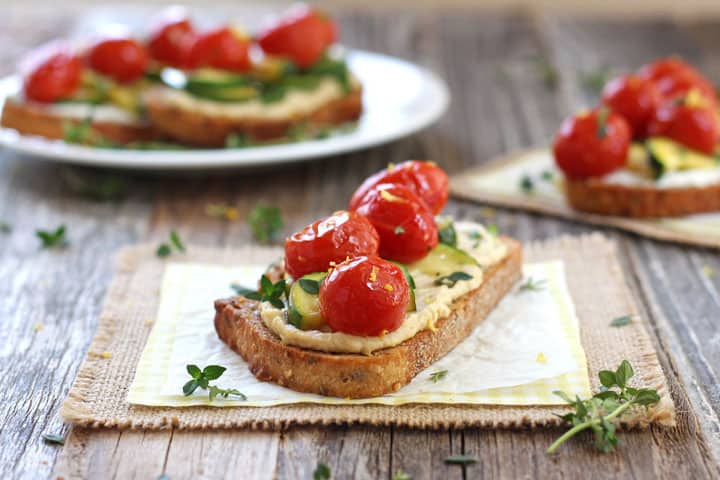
{"left": 2, "top": 6, "right": 720, "bottom": 479}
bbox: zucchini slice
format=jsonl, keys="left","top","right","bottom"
{"left": 646, "top": 137, "right": 718, "bottom": 178}
{"left": 288, "top": 272, "right": 327, "bottom": 330}
{"left": 407, "top": 243, "right": 479, "bottom": 278}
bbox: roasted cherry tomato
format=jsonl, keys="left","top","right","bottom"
{"left": 87, "top": 38, "right": 149, "bottom": 83}
{"left": 186, "top": 27, "right": 251, "bottom": 72}
{"left": 22, "top": 44, "right": 83, "bottom": 102}
{"left": 284, "top": 210, "right": 380, "bottom": 279}
{"left": 147, "top": 8, "right": 195, "bottom": 68}
{"left": 653, "top": 68, "right": 717, "bottom": 105}
{"left": 601, "top": 75, "right": 662, "bottom": 139}
{"left": 319, "top": 256, "right": 410, "bottom": 336}
{"left": 349, "top": 160, "right": 449, "bottom": 214}
{"left": 647, "top": 95, "right": 719, "bottom": 155}
{"left": 353, "top": 183, "right": 438, "bottom": 263}
{"left": 637, "top": 57, "right": 699, "bottom": 83}
{"left": 257, "top": 6, "right": 337, "bottom": 68}
{"left": 553, "top": 109, "right": 631, "bottom": 179}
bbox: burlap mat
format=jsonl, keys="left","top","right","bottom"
{"left": 60, "top": 233, "right": 675, "bottom": 430}
{"left": 451, "top": 150, "right": 720, "bottom": 250}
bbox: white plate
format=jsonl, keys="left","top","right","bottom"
{"left": 0, "top": 50, "right": 450, "bottom": 170}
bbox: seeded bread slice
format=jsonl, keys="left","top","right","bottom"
{"left": 0, "top": 98, "right": 160, "bottom": 144}
{"left": 564, "top": 177, "right": 720, "bottom": 218}
{"left": 144, "top": 86, "right": 363, "bottom": 147}
{"left": 214, "top": 238, "right": 522, "bottom": 399}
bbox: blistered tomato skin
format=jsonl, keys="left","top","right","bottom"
{"left": 257, "top": 6, "right": 337, "bottom": 69}
{"left": 23, "top": 47, "right": 83, "bottom": 102}
{"left": 284, "top": 210, "right": 380, "bottom": 279}
{"left": 349, "top": 160, "right": 449, "bottom": 214}
{"left": 148, "top": 13, "right": 195, "bottom": 68}
{"left": 553, "top": 109, "right": 631, "bottom": 179}
{"left": 319, "top": 256, "right": 410, "bottom": 336}
{"left": 87, "top": 38, "right": 149, "bottom": 83}
{"left": 353, "top": 183, "right": 438, "bottom": 264}
{"left": 637, "top": 57, "right": 698, "bottom": 83}
{"left": 648, "top": 100, "right": 720, "bottom": 155}
{"left": 186, "top": 27, "right": 251, "bottom": 72}
{"left": 601, "top": 75, "right": 662, "bottom": 139}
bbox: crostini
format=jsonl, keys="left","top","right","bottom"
{"left": 144, "top": 5, "right": 362, "bottom": 147}
{"left": 215, "top": 161, "right": 522, "bottom": 398}
{"left": 553, "top": 58, "right": 720, "bottom": 217}
{"left": 1, "top": 40, "right": 160, "bottom": 145}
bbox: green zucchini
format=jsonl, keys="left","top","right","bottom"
{"left": 646, "top": 137, "right": 718, "bottom": 178}
{"left": 288, "top": 272, "right": 327, "bottom": 330}
{"left": 407, "top": 243, "right": 479, "bottom": 278}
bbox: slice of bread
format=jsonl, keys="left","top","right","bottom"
{"left": 1, "top": 98, "right": 160, "bottom": 144}
{"left": 144, "top": 87, "right": 363, "bottom": 147}
{"left": 214, "top": 238, "right": 522, "bottom": 399}
{"left": 565, "top": 177, "right": 720, "bottom": 218}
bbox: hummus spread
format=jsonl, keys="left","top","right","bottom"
{"left": 149, "top": 76, "right": 359, "bottom": 121}
{"left": 260, "top": 221, "right": 507, "bottom": 355}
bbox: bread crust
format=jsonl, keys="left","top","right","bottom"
{"left": 1, "top": 98, "right": 160, "bottom": 144}
{"left": 214, "top": 238, "right": 522, "bottom": 399}
{"left": 565, "top": 177, "right": 720, "bottom": 218}
{"left": 144, "top": 88, "right": 363, "bottom": 147}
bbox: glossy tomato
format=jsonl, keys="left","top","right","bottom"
{"left": 637, "top": 57, "right": 698, "bottom": 83}
{"left": 553, "top": 109, "right": 632, "bottom": 179}
{"left": 22, "top": 44, "right": 83, "bottom": 102}
{"left": 148, "top": 8, "right": 195, "bottom": 67}
{"left": 87, "top": 38, "right": 149, "bottom": 83}
{"left": 353, "top": 183, "right": 438, "bottom": 263}
{"left": 319, "top": 256, "right": 410, "bottom": 336}
{"left": 647, "top": 98, "right": 719, "bottom": 155}
{"left": 284, "top": 210, "right": 380, "bottom": 279}
{"left": 349, "top": 160, "right": 449, "bottom": 214}
{"left": 653, "top": 69, "right": 717, "bottom": 105}
{"left": 186, "top": 27, "right": 251, "bottom": 72}
{"left": 601, "top": 75, "right": 662, "bottom": 139}
{"left": 257, "top": 6, "right": 337, "bottom": 68}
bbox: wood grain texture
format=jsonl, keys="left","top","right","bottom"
{"left": 0, "top": 6, "right": 717, "bottom": 480}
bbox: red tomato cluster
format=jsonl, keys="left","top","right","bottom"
{"left": 22, "top": 6, "right": 339, "bottom": 101}
{"left": 284, "top": 160, "right": 449, "bottom": 337}
{"left": 554, "top": 57, "right": 720, "bottom": 178}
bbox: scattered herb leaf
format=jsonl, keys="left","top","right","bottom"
{"left": 0, "top": 221, "right": 11, "bottom": 234}
{"left": 547, "top": 360, "right": 660, "bottom": 454}
{"left": 438, "top": 223, "right": 457, "bottom": 247}
{"left": 156, "top": 244, "right": 171, "bottom": 257}
{"left": 610, "top": 315, "right": 632, "bottom": 327}
{"left": 42, "top": 433, "right": 65, "bottom": 445}
{"left": 313, "top": 462, "right": 331, "bottom": 480}
{"left": 156, "top": 231, "right": 185, "bottom": 257}
{"left": 36, "top": 225, "right": 67, "bottom": 249}
{"left": 541, "top": 170, "right": 555, "bottom": 181}
{"left": 596, "top": 107, "right": 610, "bottom": 138}
{"left": 394, "top": 225, "right": 406, "bottom": 235}
{"left": 487, "top": 224, "right": 499, "bottom": 237}
{"left": 61, "top": 169, "right": 126, "bottom": 202}
{"left": 429, "top": 369, "right": 448, "bottom": 383}
{"left": 299, "top": 278, "right": 321, "bottom": 295}
{"left": 520, "top": 175, "right": 534, "bottom": 193}
{"left": 580, "top": 67, "right": 612, "bottom": 95}
{"left": 393, "top": 469, "right": 411, "bottom": 480}
{"left": 536, "top": 59, "right": 558, "bottom": 90}
{"left": 434, "top": 271, "right": 473, "bottom": 288}
{"left": 205, "top": 203, "right": 239, "bottom": 221}
{"left": 231, "top": 275, "right": 287, "bottom": 309}
{"left": 288, "top": 307, "right": 303, "bottom": 328}
{"left": 182, "top": 364, "right": 246, "bottom": 401}
{"left": 248, "top": 203, "right": 283, "bottom": 244}
{"left": 518, "top": 277, "right": 547, "bottom": 293}
{"left": 444, "top": 454, "right": 478, "bottom": 466}
{"left": 170, "top": 230, "right": 185, "bottom": 252}
{"left": 702, "top": 265, "right": 715, "bottom": 278}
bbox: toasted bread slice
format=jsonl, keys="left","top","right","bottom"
{"left": 565, "top": 177, "right": 720, "bottom": 218}
{"left": 1, "top": 98, "right": 160, "bottom": 144}
{"left": 144, "top": 87, "right": 362, "bottom": 147}
{"left": 214, "top": 238, "right": 522, "bottom": 399}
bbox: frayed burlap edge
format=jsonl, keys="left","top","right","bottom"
{"left": 60, "top": 233, "right": 675, "bottom": 430}
{"left": 450, "top": 149, "right": 720, "bottom": 250}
